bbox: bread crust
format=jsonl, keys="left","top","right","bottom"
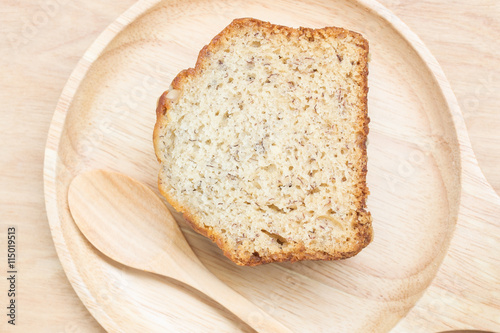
{"left": 153, "top": 18, "right": 372, "bottom": 266}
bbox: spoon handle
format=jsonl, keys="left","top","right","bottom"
{"left": 170, "top": 258, "right": 292, "bottom": 333}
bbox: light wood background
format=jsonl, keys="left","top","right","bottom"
{"left": 0, "top": 0, "right": 498, "bottom": 332}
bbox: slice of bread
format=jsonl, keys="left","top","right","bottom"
{"left": 154, "top": 18, "right": 372, "bottom": 266}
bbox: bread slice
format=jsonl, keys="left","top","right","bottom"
{"left": 153, "top": 18, "right": 372, "bottom": 266}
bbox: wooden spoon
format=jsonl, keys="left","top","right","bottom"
{"left": 68, "top": 169, "right": 290, "bottom": 333}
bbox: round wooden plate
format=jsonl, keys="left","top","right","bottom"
{"left": 44, "top": 0, "right": 500, "bottom": 331}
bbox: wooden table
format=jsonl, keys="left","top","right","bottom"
{"left": 0, "top": 0, "right": 498, "bottom": 331}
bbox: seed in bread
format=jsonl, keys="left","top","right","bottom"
{"left": 153, "top": 18, "right": 372, "bottom": 266}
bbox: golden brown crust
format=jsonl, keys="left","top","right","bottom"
{"left": 352, "top": 35, "right": 372, "bottom": 251}
{"left": 153, "top": 18, "right": 372, "bottom": 266}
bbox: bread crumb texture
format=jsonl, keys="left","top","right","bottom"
{"left": 154, "top": 18, "right": 372, "bottom": 266}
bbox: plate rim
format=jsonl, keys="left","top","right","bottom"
{"left": 43, "top": 0, "right": 477, "bottom": 331}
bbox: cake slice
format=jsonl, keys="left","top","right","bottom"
{"left": 153, "top": 18, "right": 372, "bottom": 266}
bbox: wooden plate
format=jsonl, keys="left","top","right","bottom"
{"left": 44, "top": 0, "right": 500, "bottom": 331}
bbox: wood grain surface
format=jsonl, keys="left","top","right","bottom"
{"left": 0, "top": 0, "right": 499, "bottom": 332}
